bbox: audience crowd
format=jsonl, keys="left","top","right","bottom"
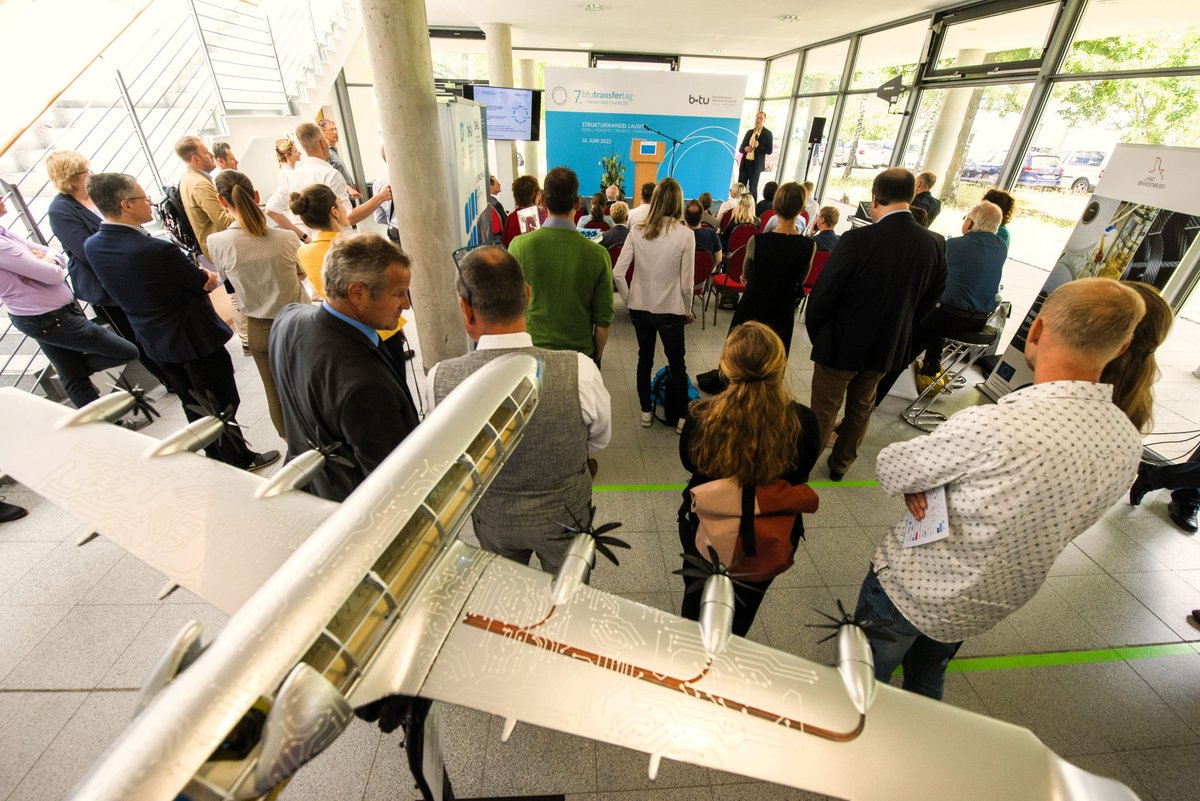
{"left": 2, "top": 127, "right": 1192, "bottom": 706}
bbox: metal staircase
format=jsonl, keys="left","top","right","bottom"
{"left": 0, "top": 0, "right": 359, "bottom": 397}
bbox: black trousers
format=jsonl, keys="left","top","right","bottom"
{"left": 630, "top": 309, "right": 687, "bottom": 422}
{"left": 677, "top": 513, "right": 775, "bottom": 636}
{"left": 874, "top": 306, "right": 990, "bottom": 405}
{"left": 1144, "top": 444, "right": 1200, "bottom": 510}
{"left": 95, "top": 303, "right": 173, "bottom": 391}
{"left": 737, "top": 160, "right": 765, "bottom": 200}
{"left": 159, "top": 347, "right": 254, "bottom": 467}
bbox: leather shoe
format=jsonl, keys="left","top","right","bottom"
{"left": 0, "top": 499, "right": 29, "bottom": 523}
{"left": 1128, "top": 463, "right": 1155, "bottom": 506}
{"left": 244, "top": 450, "right": 281, "bottom": 473}
{"left": 1168, "top": 501, "right": 1198, "bottom": 534}
{"left": 827, "top": 460, "right": 844, "bottom": 482}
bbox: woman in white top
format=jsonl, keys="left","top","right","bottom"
{"left": 209, "top": 170, "right": 309, "bottom": 439}
{"left": 614, "top": 177, "right": 696, "bottom": 431}
{"left": 265, "top": 138, "right": 309, "bottom": 242}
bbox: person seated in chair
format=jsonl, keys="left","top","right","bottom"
{"left": 599, "top": 202, "right": 631, "bottom": 250}
{"left": 874, "top": 200, "right": 1007, "bottom": 402}
{"left": 811, "top": 206, "right": 841, "bottom": 252}
{"left": 755, "top": 182, "right": 778, "bottom": 217}
{"left": 684, "top": 200, "right": 722, "bottom": 269}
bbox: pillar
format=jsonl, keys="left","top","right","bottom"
{"left": 360, "top": 0, "right": 467, "bottom": 366}
{"left": 922, "top": 49, "right": 986, "bottom": 188}
{"left": 484, "top": 22, "right": 519, "bottom": 212}
{"left": 519, "top": 58, "right": 541, "bottom": 181}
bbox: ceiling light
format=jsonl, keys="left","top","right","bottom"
{"left": 710, "top": 48, "right": 723, "bottom": 54}
{"left": 779, "top": 15, "right": 802, "bottom": 22}
{"left": 579, "top": 41, "right": 594, "bottom": 48}
{"left": 585, "top": 3, "right": 605, "bottom": 10}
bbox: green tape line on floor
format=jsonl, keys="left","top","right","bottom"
{"left": 902, "top": 642, "right": 1200, "bottom": 676}
{"left": 594, "top": 480, "right": 880, "bottom": 492}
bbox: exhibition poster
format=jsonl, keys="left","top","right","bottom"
{"left": 544, "top": 67, "right": 747, "bottom": 200}
{"left": 980, "top": 143, "right": 1200, "bottom": 400}
{"left": 439, "top": 98, "right": 489, "bottom": 250}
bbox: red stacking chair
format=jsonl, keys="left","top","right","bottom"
{"left": 796, "top": 249, "right": 831, "bottom": 318}
{"left": 582, "top": 219, "right": 610, "bottom": 232}
{"left": 759, "top": 209, "right": 776, "bottom": 232}
{"left": 705, "top": 224, "right": 756, "bottom": 326}
{"left": 691, "top": 249, "right": 715, "bottom": 329}
{"left": 719, "top": 209, "right": 733, "bottom": 230}
{"left": 607, "top": 244, "right": 634, "bottom": 289}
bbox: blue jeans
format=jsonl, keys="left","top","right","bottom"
{"left": 8, "top": 302, "right": 138, "bottom": 408}
{"left": 855, "top": 568, "right": 962, "bottom": 700}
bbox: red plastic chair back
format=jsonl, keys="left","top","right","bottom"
{"left": 759, "top": 209, "right": 776, "bottom": 232}
{"left": 583, "top": 219, "right": 610, "bottom": 231}
{"left": 719, "top": 209, "right": 732, "bottom": 230}
{"left": 804, "top": 249, "right": 831, "bottom": 292}
{"left": 608, "top": 244, "right": 634, "bottom": 285}
{"left": 724, "top": 244, "right": 749, "bottom": 285}
{"left": 727, "top": 223, "right": 756, "bottom": 255}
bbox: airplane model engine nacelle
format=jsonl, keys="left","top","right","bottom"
{"left": 146, "top": 417, "right": 226, "bottom": 458}
{"left": 835, "top": 624, "right": 878, "bottom": 716}
{"left": 698, "top": 574, "right": 734, "bottom": 657}
{"left": 255, "top": 450, "right": 327, "bottom": 498}
{"left": 56, "top": 391, "right": 136, "bottom": 428}
{"left": 549, "top": 534, "right": 596, "bottom": 606}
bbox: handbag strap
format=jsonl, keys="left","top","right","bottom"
{"left": 739, "top": 483, "right": 758, "bottom": 556}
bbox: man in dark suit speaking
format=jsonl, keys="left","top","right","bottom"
{"left": 737, "top": 111, "right": 774, "bottom": 200}
{"left": 805, "top": 168, "right": 947, "bottom": 481}
{"left": 269, "top": 233, "right": 420, "bottom": 501}
{"left": 84, "top": 173, "right": 278, "bottom": 471}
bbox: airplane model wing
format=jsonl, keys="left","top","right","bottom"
{"left": 0, "top": 387, "right": 337, "bottom": 614}
{"left": 0, "top": 355, "right": 1138, "bottom": 801}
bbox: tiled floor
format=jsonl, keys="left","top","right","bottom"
{"left": 1, "top": 254, "right": 1198, "bottom": 801}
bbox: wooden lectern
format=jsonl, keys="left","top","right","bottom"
{"left": 629, "top": 139, "right": 665, "bottom": 206}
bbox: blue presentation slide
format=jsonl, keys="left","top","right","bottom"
{"left": 547, "top": 112, "right": 738, "bottom": 200}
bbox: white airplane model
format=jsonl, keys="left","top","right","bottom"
{"left": 0, "top": 354, "right": 1139, "bottom": 801}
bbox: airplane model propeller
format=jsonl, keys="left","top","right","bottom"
{"left": 808, "top": 598, "right": 897, "bottom": 644}
{"left": 673, "top": 545, "right": 763, "bottom": 596}
{"left": 109, "top": 375, "right": 161, "bottom": 423}
{"left": 554, "top": 503, "right": 628, "bottom": 565}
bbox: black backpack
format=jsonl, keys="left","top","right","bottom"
{"left": 154, "top": 185, "right": 202, "bottom": 262}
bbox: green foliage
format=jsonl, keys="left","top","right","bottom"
{"left": 599, "top": 154, "right": 625, "bottom": 193}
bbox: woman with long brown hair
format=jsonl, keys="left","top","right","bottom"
{"left": 614, "top": 177, "right": 696, "bottom": 430}
{"left": 209, "top": 171, "right": 308, "bottom": 438}
{"left": 1102, "top": 281, "right": 1173, "bottom": 432}
{"left": 678, "top": 322, "right": 820, "bottom": 635}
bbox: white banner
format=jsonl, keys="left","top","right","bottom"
{"left": 981, "top": 143, "right": 1200, "bottom": 400}
{"left": 544, "top": 67, "right": 747, "bottom": 118}
{"left": 439, "top": 98, "right": 489, "bottom": 249}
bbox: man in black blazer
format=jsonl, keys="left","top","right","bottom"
{"left": 82, "top": 172, "right": 279, "bottom": 471}
{"left": 737, "top": 111, "right": 774, "bottom": 200}
{"left": 806, "top": 168, "right": 947, "bottom": 480}
{"left": 270, "top": 233, "right": 420, "bottom": 502}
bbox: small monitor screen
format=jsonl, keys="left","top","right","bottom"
{"left": 855, "top": 201, "right": 872, "bottom": 220}
{"left": 639, "top": 141, "right": 658, "bottom": 156}
{"left": 462, "top": 85, "right": 542, "bottom": 142}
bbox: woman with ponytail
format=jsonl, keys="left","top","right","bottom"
{"left": 1100, "top": 281, "right": 1173, "bottom": 432}
{"left": 209, "top": 170, "right": 309, "bottom": 438}
{"left": 677, "top": 322, "right": 821, "bottom": 635}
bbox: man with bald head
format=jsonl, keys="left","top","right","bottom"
{"left": 856, "top": 277, "right": 1146, "bottom": 700}
{"left": 425, "top": 245, "right": 611, "bottom": 573}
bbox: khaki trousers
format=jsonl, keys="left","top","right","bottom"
{"left": 247, "top": 316, "right": 285, "bottom": 439}
{"left": 809, "top": 363, "right": 884, "bottom": 475}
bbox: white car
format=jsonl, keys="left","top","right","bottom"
{"left": 1057, "top": 150, "right": 1107, "bottom": 193}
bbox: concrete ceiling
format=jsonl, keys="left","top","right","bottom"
{"left": 426, "top": 0, "right": 949, "bottom": 59}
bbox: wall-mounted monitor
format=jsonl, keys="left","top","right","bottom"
{"left": 462, "top": 85, "right": 542, "bottom": 142}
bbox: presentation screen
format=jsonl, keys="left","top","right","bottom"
{"left": 462, "top": 85, "right": 542, "bottom": 141}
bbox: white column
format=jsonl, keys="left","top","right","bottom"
{"left": 519, "top": 58, "right": 541, "bottom": 180}
{"left": 923, "top": 49, "right": 986, "bottom": 185}
{"left": 484, "top": 22, "right": 519, "bottom": 211}
{"left": 359, "top": 0, "right": 468, "bottom": 366}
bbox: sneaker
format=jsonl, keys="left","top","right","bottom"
{"left": 640, "top": 411, "right": 653, "bottom": 427}
{"left": 115, "top": 415, "right": 152, "bottom": 432}
{"left": 676, "top": 418, "right": 685, "bottom": 434}
{"left": 244, "top": 450, "right": 281, "bottom": 473}
{"left": 0, "top": 499, "right": 28, "bottom": 523}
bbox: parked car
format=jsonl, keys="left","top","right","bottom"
{"left": 832, "top": 140, "right": 890, "bottom": 169}
{"left": 960, "top": 152, "right": 1063, "bottom": 188}
{"left": 1056, "top": 149, "right": 1107, "bottom": 193}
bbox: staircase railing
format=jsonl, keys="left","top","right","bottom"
{"left": 0, "top": 0, "right": 352, "bottom": 398}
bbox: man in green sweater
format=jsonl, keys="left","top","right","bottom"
{"left": 508, "top": 166, "right": 614, "bottom": 363}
